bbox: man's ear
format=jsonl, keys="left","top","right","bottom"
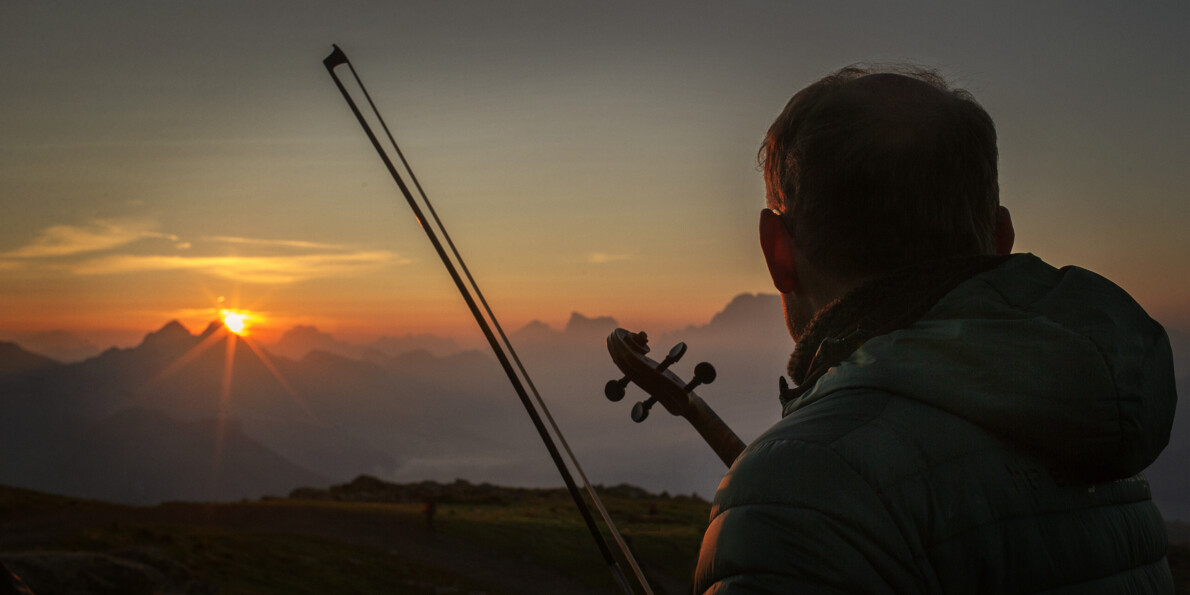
{"left": 995, "top": 205, "right": 1015, "bottom": 255}
{"left": 759, "top": 209, "right": 798, "bottom": 294}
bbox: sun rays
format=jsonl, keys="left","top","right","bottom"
{"left": 138, "top": 299, "right": 317, "bottom": 498}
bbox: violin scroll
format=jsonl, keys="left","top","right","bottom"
{"left": 605, "top": 333, "right": 689, "bottom": 402}
{"left": 604, "top": 328, "right": 745, "bottom": 467}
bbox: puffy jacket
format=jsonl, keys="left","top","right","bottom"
{"left": 694, "top": 254, "right": 1177, "bottom": 594}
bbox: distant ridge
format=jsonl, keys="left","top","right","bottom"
{"left": 289, "top": 474, "right": 704, "bottom": 505}
{"left": 140, "top": 319, "right": 194, "bottom": 350}
{"left": 62, "top": 408, "right": 329, "bottom": 504}
{"left": 271, "top": 325, "right": 463, "bottom": 361}
{"left": 0, "top": 293, "right": 1184, "bottom": 518}
{"left": 0, "top": 341, "right": 60, "bottom": 376}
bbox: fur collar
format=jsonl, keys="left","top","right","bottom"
{"left": 780, "top": 254, "right": 1009, "bottom": 406}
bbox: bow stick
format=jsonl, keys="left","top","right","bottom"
{"left": 323, "top": 44, "right": 650, "bottom": 595}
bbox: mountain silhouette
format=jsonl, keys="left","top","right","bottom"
{"left": 0, "top": 322, "right": 369, "bottom": 503}
{"left": 270, "top": 325, "right": 463, "bottom": 361}
{"left": 0, "top": 295, "right": 1185, "bottom": 519}
{"left": 61, "top": 408, "right": 327, "bottom": 504}
{"left": 0, "top": 341, "right": 60, "bottom": 377}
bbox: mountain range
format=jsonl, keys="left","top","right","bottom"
{"left": 0, "top": 293, "right": 1186, "bottom": 522}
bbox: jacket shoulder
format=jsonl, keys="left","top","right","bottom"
{"left": 698, "top": 385, "right": 1173, "bottom": 594}
{"left": 696, "top": 389, "right": 930, "bottom": 594}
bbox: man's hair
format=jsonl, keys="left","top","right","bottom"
{"left": 761, "top": 65, "right": 1000, "bottom": 281}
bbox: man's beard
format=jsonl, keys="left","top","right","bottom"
{"left": 782, "top": 293, "right": 816, "bottom": 344}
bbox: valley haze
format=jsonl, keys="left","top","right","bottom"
{"left": 0, "top": 292, "right": 1186, "bottom": 524}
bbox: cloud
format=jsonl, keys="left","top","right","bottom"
{"left": 3, "top": 219, "right": 177, "bottom": 259}
{"left": 586, "top": 252, "right": 635, "bottom": 264}
{"left": 203, "top": 236, "right": 348, "bottom": 251}
{"left": 70, "top": 251, "right": 408, "bottom": 284}
{"left": 2, "top": 219, "right": 408, "bottom": 284}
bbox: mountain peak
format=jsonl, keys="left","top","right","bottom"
{"left": 564, "top": 312, "right": 617, "bottom": 336}
{"left": 139, "top": 320, "right": 195, "bottom": 352}
{"left": 144, "top": 320, "right": 191, "bottom": 340}
{"left": 200, "top": 320, "right": 224, "bottom": 338}
{"left": 706, "top": 293, "right": 781, "bottom": 328}
{"left": 0, "top": 341, "right": 61, "bottom": 375}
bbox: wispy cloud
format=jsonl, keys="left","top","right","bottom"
{"left": 586, "top": 252, "right": 635, "bottom": 264}
{"left": 3, "top": 219, "right": 177, "bottom": 259}
{"left": 71, "top": 251, "right": 408, "bottom": 284}
{"left": 203, "top": 236, "right": 348, "bottom": 251}
{"left": 1, "top": 219, "right": 409, "bottom": 284}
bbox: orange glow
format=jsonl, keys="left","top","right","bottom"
{"left": 221, "top": 310, "right": 250, "bottom": 335}
{"left": 134, "top": 304, "right": 314, "bottom": 498}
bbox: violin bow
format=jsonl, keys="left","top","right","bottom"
{"left": 323, "top": 44, "right": 651, "bottom": 595}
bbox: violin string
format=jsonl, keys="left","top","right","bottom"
{"left": 325, "top": 45, "right": 650, "bottom": 595}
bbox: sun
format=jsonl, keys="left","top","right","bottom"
{"left": 221, "top": 310, "right": 249, "bottom": 336}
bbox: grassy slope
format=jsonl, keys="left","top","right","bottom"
{"left": 1, "top": 484, "right": 1186, "bottom": 594}
{"left": 60, "top": 523, "right": 505, "bottom": 595}
{"left": 0, "top": 485, "right": 707, "bottom": 594}
{"left": 439, "top": 492, "right": 708, "bottom": 590}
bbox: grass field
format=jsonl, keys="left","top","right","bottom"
{"left": 1, "top": 483, "right": 1186, "bottom": 594}
{"left": 0, "top": 484, "right": 708, "bottom": 594}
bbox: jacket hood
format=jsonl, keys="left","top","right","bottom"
{"left": 788, "top": 254, "right": 1177, "bottom": 480}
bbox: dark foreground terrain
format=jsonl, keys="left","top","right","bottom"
{"left": 0, "top": 478, "right": 708, "bottom": 594}
{"left": 1, "top": 477, "right": 1186, "bottom": 594}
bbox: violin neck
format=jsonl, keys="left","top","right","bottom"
{"left": 682, "top": 394, "right": 745, "bottom": 467}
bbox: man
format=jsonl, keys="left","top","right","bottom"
{"left": 693, "top": 66, "right": 1177, "bottom": 593}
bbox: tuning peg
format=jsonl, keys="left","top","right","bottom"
{"left": 631, "top": 396, "right": 658, "bottom": 423}
{"left": 656, "top": 342, "right": 687, "bottom": 372}
{"left": 625, "top": 330, "right": 649, "bottom": 352}
{"left": 682, "top": 362, "right": 717, "bottom": 392}
{"left": 605, "top": 377, "right": 629, "bottom": 402}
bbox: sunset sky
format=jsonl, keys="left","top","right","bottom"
{"left": 2, "top": 1, "right": 1187, "bottom": 349}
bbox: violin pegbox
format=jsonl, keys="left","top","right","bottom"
{"left": 604, "top": 327, "right": 744, "bottom": 466}
{"left": 604, "top": 329, "right": 716, "bottom": 423}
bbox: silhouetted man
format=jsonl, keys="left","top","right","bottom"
{"left": 694, "top": 66, "right": 1177, "bottom": 593}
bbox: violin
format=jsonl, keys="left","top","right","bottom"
{"left": 604, "top": 328, "right": 745, "bottom": 467}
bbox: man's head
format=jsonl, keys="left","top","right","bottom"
{"left": 758, "top": 65, "right": 1013, "bottom": 338}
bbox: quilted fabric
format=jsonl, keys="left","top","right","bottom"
{"left": 694, "top": 254, "right": 1177, "bottom": 594}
